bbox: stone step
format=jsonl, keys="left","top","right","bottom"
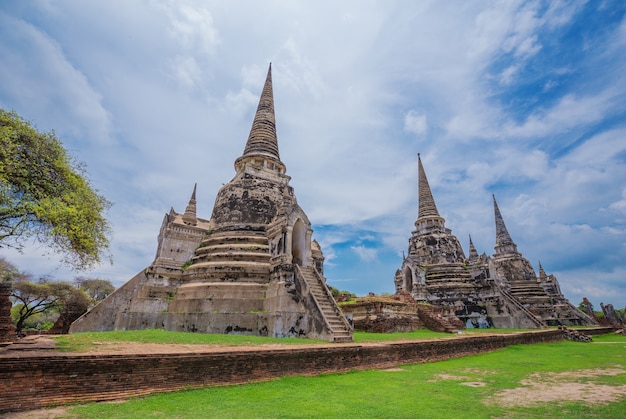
{"left": 199, "top": 236, "right": 268, "bottom": 248}
{"left": 204, "top": 233, "right": 268, "bottom": 240}
{"left": 192, "top": 252, "right": 270, "bottom": 263}
{"left": 196, "top": 244, "right": 269, "bottom": 254}
{"left": 297, "top": 265, "right": 352, "bottom": 341}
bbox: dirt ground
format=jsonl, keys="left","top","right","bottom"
{"left": 0, "top": 335, "right": 327, "bottom": 358}
{"left": 486, "top": 366, "right": 626, "bottom": 407}
{"left": 428, "top": 365, "right": 626, "bottom": 407}
{"left": 4, "top": 407, "right": 70, "bottom": 419}
{"left": 0, "top": 330, "right": 542, "bottom": 358}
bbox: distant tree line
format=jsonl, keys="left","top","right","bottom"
{"left": 1, "top": 256, "right": 115, "bottom": 335}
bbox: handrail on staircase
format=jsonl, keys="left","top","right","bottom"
{"left": 294, "top": 265, "right": 352, "bottom": 332}
{"left": 497, "top": 285, "right": 545, "bottom": 328}
{"left": 566, "top": 302, "right": 598, "bottom": 325}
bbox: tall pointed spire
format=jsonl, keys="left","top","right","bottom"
{"left": 538, "top": 261, "right": 547, "bottom": 280}
{"left": 493, "top": 194, "right": 518, "bottom": 255}
{"left": 417, "top": 153, "right": 441, "bottom": 219}
{"left": 468, "top": 235, "right": 479, "bottom": 260}
{"left": 182, "top": 183, "right": 198, "bottom": 226}
{"left": 234, "top": 63, "right": 284, "bottom": 173}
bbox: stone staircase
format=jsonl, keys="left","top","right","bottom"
{"left": 566, "top": 302, "right": 598, "bottom": 326}
{"left": 498, "top": 287, "right": 546, "bottom": 328}
{"left": 296, "top": 266, "right": 353, "bottom": 342}
{"left": 415, "top": 304, "right": 460, "bottom": 333}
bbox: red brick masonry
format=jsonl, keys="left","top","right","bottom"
{"left": 0, "top": 328, "right": 613, "bottom": 413}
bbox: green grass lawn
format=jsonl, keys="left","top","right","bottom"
{"left": 50, "top": 331, "right": 626, "bottom": 418}
{"left": 54, "top": 328, "right": 463, "bottom": 351}
{"left": 53, "top": 329, "right": 327, "bottom": 352}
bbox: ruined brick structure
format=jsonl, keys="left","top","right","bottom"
{"left": 71, "top": 65, "right": 352, "bottom": 342}
{"left": 340, "top": 293, "right": 464, "bottom": 333}
{"left": 394, "top": 155, "right": 595, "bottom": 328}
{"left": 0, "top": 281, "right": 14, "bottom": 343}
{"left": 7, "top": 328, "right": 600, "bottom": 414}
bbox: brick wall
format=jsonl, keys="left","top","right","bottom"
{"left": 0, "top": 328, "right": 612, "bottom": 413}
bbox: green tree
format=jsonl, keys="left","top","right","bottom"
{"left": 10, "top": 277, "right": 91, "bottom": 334}
{"left": 0, "top": 109, "right": 111, "bottom": 270}
{"left": 51, "top": 284, "right": 91, "bottom": 333}
{"left": 578, "top": 301, "right": 589, "bottom": 314}
{"left": 74, "top": 277, "right": 115, "bottom": 303}
{"left": 0, "top": 256, "right": 19, "bottom": 285}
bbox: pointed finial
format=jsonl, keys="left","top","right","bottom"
{"left": 417, "top": 154, "right": 440, "bottom": 219}
{"left": 234, "top": 63, "right": 283, "bottom": 172}
{"left": 538, "top": 261, "right": 547, "bottom": 279}
{"left": 493, "top": 194, "right": 518, "bottom": 255}
{"left": 468, "top": 235, "right": 479, "bottom": 259}
{"left": 182, "top": 183, "right": 198, "bottom": 226}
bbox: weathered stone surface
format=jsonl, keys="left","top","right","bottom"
{"left": 341, "top": 297, "right": 425, "bottom": 333}
{"left": 394, "top": 157, "right": 595, "bottom": 328}
{"left": 395, "top": 155, "right": 485, "bottom": 325}
{"left": 71, "top": 65, "right": 352, "bottom": 342}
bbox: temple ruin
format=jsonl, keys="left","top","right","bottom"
{"left": 394, "top": 155, "right": 595, "bottom": 328}
{"left": 0, "top": 281, "right": 14, "bottom": 344}
{"left": 70, "top": 66, "right": 595, "bottom": 339}
{"left": 70, "top": 65, "right": 353, "bottom": 342}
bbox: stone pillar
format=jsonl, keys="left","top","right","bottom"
{"left": 305, "top": 229, "right": 313, "bottom": 267}
{"left": 285, "top": 227, "right": 293, "bottom": 261}
{"left": 0, "top": 282, "right": 15, "bottom": 343}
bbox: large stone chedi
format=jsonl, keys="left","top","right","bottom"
{"left": 394, "top": 155, "right": 594, "bottom": 328}
{"left": 71, "top": 65, "right": 352, "bottom": 342}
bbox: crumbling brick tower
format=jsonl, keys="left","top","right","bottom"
{"left": 0, "top": 281, "right": 15, "bottom": 343}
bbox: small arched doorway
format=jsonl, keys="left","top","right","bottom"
{"left": 291, "top": 219, "right": 306, "bottom": 266}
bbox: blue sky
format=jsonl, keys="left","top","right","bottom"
{"left": 1, "top": 1, "right": 625, "bottom": 309}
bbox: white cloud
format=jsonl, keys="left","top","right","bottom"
{"left": 170, "top": 55, "right": 203, "bottom": 89}
{"left": 609, "top": 189, "right": 626, "bottom": 216}
{"left": 0, "top": 12, "right": 112, "bottom": 146}
{"left": 557, "top": 265, "right": 626, "bottom": 306}
{"left": 502, "top": 92, "right": 614, "bottom": 139}
{"left": 499, "top": 64, "right": 520, "bottom": 86}
{"left": 350, "top": 245, "right": 378, "bottom": 263}
{"left": 163, "top": 2, "right": 220, "bottom": 55}
{"left": 514, "top": 35, "right": 541, "bottom": 58}
{"left": 276, "top": 38, "right": 327, "bottom": 99}
{"left": 404, "top": 110, "right": 428, "bottom": 136}
{"left": 0, "top": 1, "right": 624, "bottom": 307}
